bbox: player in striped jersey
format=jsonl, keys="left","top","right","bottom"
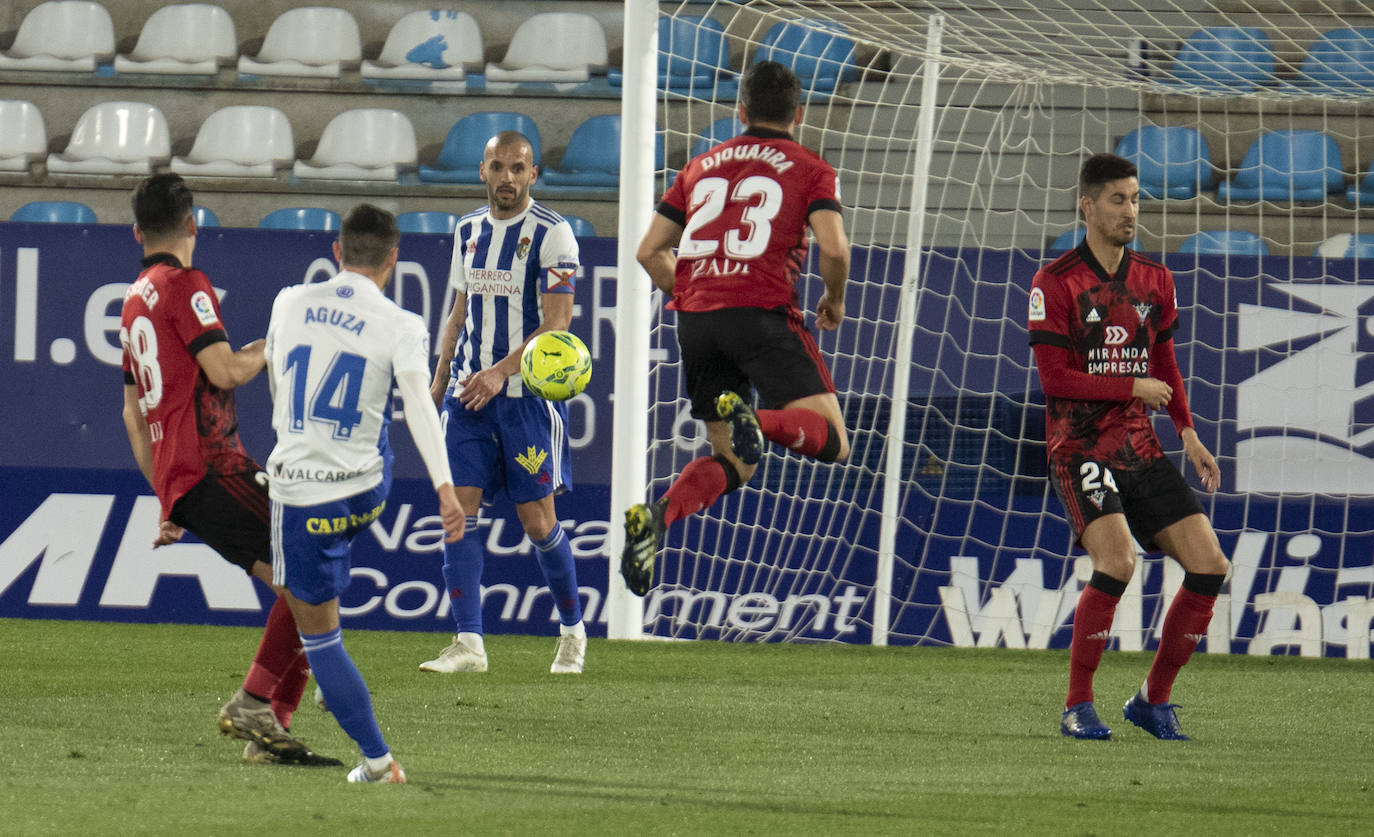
{"left": 264, "top": 204, "right": 465, "bottom": 783}
{"left": 422, "top": 130, "right": 588, "bottom": 675}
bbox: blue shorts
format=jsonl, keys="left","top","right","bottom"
{"left": 271, "top": 479, "right": 389, "bottom": 605}
{"left": 443, "top": 393, "right": 572, "bottom": 505}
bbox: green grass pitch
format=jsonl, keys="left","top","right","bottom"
{"left": 1, "top": 618, "right": 1370, "bottom": 835}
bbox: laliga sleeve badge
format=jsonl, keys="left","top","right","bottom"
{"left": 190, "top": 290, "right": 220, "bottom": 327}
{"left": 1028, "top": 287, "right": 1046, "bottom": 322}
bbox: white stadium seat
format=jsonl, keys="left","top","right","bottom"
{"left": 0, "top": 100, "right": 48, "bottom": 172}
{"left": 362, "top": 9, "right": 482, "bottom": 82}
{"left": 292, "top": 109, "right": 417, "bottom": 181}
{"left": 171, "top": 106, "right": 294, "bottom": 178}
{"left": 483, "top": 12, "right": 608, "bottom": 83}
{"left": 114, "top": 4, "right": 238, "bottom": 76}
{"left": 237, "top": 7, "right": 361, "bottom": 79}
{"left": 46, "top": 101, "right": 171, "bottom": 175}
{"left": 0, "top": 0, "right": 115, "bottom": 72}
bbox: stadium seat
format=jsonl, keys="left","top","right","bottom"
{"left": 562, "top": 215, "right": 595, "bottom": 237}
{"left": 1166, "top": 27, "right": 1275, "bottom": 92}
{"left": 1290, "top": 28, "right": 1374, "bottom": 94}
{"left": 418, "top": 111, "right": 542, "bottom": 184}
{"left": 541, "top": 115, "right": 664, "bottom": 188}
{"left": 609, "top": 16, "right": 732, "bottom": 94}
{"left": 0, "top": 100, "right": 48, "bottom": 172}
{"left": 690, "top": 116, "right": 744, "bottom": 159}
{"left": 397, "top": 211, "right": 458, "bottom": 234}
{"left": 1314, "top": 233, "right": 1374, "bottom": 259}
{"left": 10, "top": 200, "right": 97, "bottom": 224}
{"left": 193, "top": 206, "right": 220, "bottom": 227}
{"left": 237, "top": 7, "right": 361, "bottom": 78}
{"left": 46, "top": 101, "right": 171, "bottom": 175}
{"left": 258, "top": 207, "right": 341, "bottom": 231}
{"left": 362, "top": 10, "right": 482, "bottom": 81}
{"left": 754, "top": 19, "right": 858, "bottom": 94}
{"left": 1179, "top": 230, "right": 1269, "bottom": 256}
{"left": 114, "top": 4, "right": 237, "bottom": 75}
{"left": 0, "top": 0, "right": 115, "bottom": 72}
{"left": 171, "top": 106, "right": 294, "bottom": 178}
{"left": 293, "top": 109, "right": 417, "bottom": 181}
{"left": 1114, "top": 125, "right": 1216, "bottom": 200}
{"left": 1216, "top": 130, "right": 1344, "bottom": 203}
{"left": 1049, "top": 228, "right": 1140, "bottom": 251}
{"left": 484, "top": 12, "right": 608, "bottom": 83}
{"left": 1346, "top": 167, "right": 1374, "bottom": 205}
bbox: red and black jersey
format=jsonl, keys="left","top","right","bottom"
{"left": 1028, "top": 242, "right": 1186, "bottom": 468}
{"left": 120, "top": 254, "right": 256, "bottom": 519}
{"left": 656, "top": 126, "right": 842, "bottom": 313}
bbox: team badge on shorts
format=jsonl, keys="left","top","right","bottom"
{"left": 515, "top": 445, "right": 547, "bottom": 475}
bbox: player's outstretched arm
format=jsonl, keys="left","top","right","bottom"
{"left": 196, "top": 339, "right": 266, "bottom": 389}
{"left": 809, "top": 208, "right": 849, "bottom": 331}
{"left": 1181, "top": 427, "right": 1220, "bottom": 493}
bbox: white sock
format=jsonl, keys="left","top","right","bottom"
{"left": 365, "top": 752, "right": 393, "bottom": 773}
{"left": 458, "top": 631, "right": 486, "bottom": 654}
{"left": 560, "top": 620, "right": 586, "bottom": 639}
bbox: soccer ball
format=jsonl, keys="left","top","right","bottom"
{"left": 520, "top": 330, "right": 592, "bottom": 401}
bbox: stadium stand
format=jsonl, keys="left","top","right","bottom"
{"left": 46, "top": 101, "right": 170, "bottom": 175}
{"left": 1178, "top": 230, "right": 1270, "bottom": 255}
{"left": 1346, "top": 166, "right": 1374, "bottom": 205}
{"left": 1289, "top": 28, "right": 1374, "bottom": 93}
{"left": 361, "top": 9, "right": 482, "bottom": 82}
{"left": 1050, "top": 227, "right": 1141, "bottom": 251}
{"left": 1216, "top": 129, "right": 1345, "bottom": 202}
{"left": 397, "top": 210, "right": 459, "bottom": 234}
{"left": 292, "top": 109, "right": 417, "bottom": 181}
{"left": 1314, "top": 232, "right": 1374, "bottom": 258}
{"left": 236, "top": 7, "right": 361, "bottom": 78}
{"left": 10, "top": 200, "right": 97, "bottom": 223}
{"left": 0, "top": 0, "right": 115, "bottom": 72}
{"left": 484, "top": 12, "right": 608, "bottom": 83}
{"left": 609, "top": 15, "right": 733, "bottom": 95}
{"left": 754, "top": 19, "right": 858, "bottom": 94}
{"left": 690, "top": 115, "right": 744, "bottom": 159}
{"left": 0, "top": 100, "right": 48, "bottom": 173}
{"left": 1165, "top": 26, "right": 1276, "bottom": 92}
{"left": 113, "top": 3, "right": 237, "bottom": 75}
{"left": 193, "top": 205, "right": 220, "bottom": 227}
{"left": 541, "top": 114, "right": 663, "bottom": 188}
{"left": 562, "top": 214, "right": 596, "bottom": 237}
{"left": 1114, "top": 125, "right": 1216, "bottom": 200}
{"left": 258, "top": 207, "right": 341, "bottom": 231}
{"left": 418, "top": 111, "right": 542, "bottom": 185}
{"left": 171, "top": 105, "right": 295, "bottom": 178}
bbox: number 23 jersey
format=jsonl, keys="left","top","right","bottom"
{"left": 657, "top": 126, "right": 841, "bottom": 313}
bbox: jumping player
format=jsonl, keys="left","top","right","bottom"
{"left": 1029, "top": 153, "right": 1229, "bottom": 741}
{"left": 621, "top": 60, "right": 852, "bottom": 596}
{"left": 119, "top": 173, "right": 337, "bottom": 766}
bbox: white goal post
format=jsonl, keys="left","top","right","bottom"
{"left": 609, "top": 0, "right": 1374, "bottom": 657}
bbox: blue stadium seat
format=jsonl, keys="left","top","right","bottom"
{"left": 1346, "top": 167, "right": 1374, "bottom": 205}
{"left": 1167, "top": 27, "right": 1275, "bottom": 92}
{"left": 1314, "top": 233, "right": 1374, "bottom": 259}
{"left": 1216, "top": 130, "right": 1344, "bottom": 203}
{"left": 193, "top": 206, "right": 219, "bottom": 227}
{"left": 561, "top": 214, "right": 595, "bottom": 237}
{"left": 1114, "top": 126, "right": 1215, "bottom": 200}
{"left": 418, "top": 111, "right": 541, "bottom": 185}
{"left": 690, "top": 116, "right": 743, "bottom": 159}
{"left": 609, "top": 16, "right": 731, "bottom": 95}
{"left": 754, "top": 19, "right": 858, "bottom": 94}
{"left": 1049, "top": 228, "right": 1140, "bottom": 251}
{"left": 258, "top": 207, "right": 341, "bottom": 231}
{"left": 397, "top": 211, "right": 458, "bottom": 234}
{"left": 1291, "top": 28, "right": 1374, "bottom": 93}
{"left": 541, "top": 114, "right": 664, "bottom": 188}
{"left": 1179, "top": 230, "right": 1268, "bottom": 256}
{"left": 10, "top": 200, "right": 97, "bottom": 223}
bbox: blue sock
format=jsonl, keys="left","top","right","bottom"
{"left": 533, "top": 525, "right": 582, "bottom": 626}
{"left": 300, "top": 627, "right": 387, "bottom": 759}
{"left": 441, "top": 516, "right": 484, "bottom": 634}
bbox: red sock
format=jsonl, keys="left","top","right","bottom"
{"left": 1066, "top": 585, "right": 1121, "bottom": 708}
{"left": 1145, "top": 588, "right": 1216, "bottom": 703}
{"left": 756, "top": 408, "right": 830, "bottom": 458}
{"left": 662, "top": 456, "right": 728, "bottom": 527}
{"left": 243, "top": 596, "right": 302, "bottom": 702}
{"left": 271, "top": 652, "right": 310, "bottom": 729}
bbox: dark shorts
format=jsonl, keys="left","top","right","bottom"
{"left": 676, "top": 306, "right": 835, "bottom": 420}
{"left": 169, "top": 470, "right": 270, "bottom": 575}
{"left": 1049, "top": 455, "right": 1205, "bottom": 552}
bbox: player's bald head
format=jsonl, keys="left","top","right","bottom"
{"left": 484, "top": 131, "right": 535, "bottom": 164}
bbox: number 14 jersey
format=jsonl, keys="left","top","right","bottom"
{"left": 657, "top": 126, "right": 842, "bottom": 313}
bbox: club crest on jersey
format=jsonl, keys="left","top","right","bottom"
{"left": 336, "top": 286, "right": 354, "bottom": 299}
{"left": 517, "top": 236, "right": 531, "bottom": 260}
{"left": 1085, "top": 307, "right": 1101, "bottom": 324}
{"left": 1134, "top": 302, "right": 1152, "bottom": 323}
{"left": 515, "top": 445, "right": 547, "bottom": 475}
{"left": 189, "top": 290, "right": 218, "bottom": 326}
{"left": 1028, "top": 287, "right": 1046, "bottom": 322}
{"left": 1087, "top": 489, "right": 1106, "bottom": 510}
{"left": 467, "top": 239, "right": 477, "bottom": 255}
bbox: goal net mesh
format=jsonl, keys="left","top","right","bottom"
{"left": 637, "top": 0, "right": 1374, "bottom": 655}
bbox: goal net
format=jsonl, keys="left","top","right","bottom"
{"left": 617, "top": 0, "right": 1374, "bottom": 656}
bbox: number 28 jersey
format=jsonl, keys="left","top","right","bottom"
{"left": 657, "top": 126, "right": 842, "bottom": 313}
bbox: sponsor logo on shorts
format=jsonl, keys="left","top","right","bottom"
{"left": 515, "top": 445, "right": 547, "bottom": 475}
{"left": 306, "top": 501, "right": 386, "bottom": 535}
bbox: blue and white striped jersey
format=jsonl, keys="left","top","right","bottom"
{"left": 445, "top": 200, "right": 578, "bottom": 399}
